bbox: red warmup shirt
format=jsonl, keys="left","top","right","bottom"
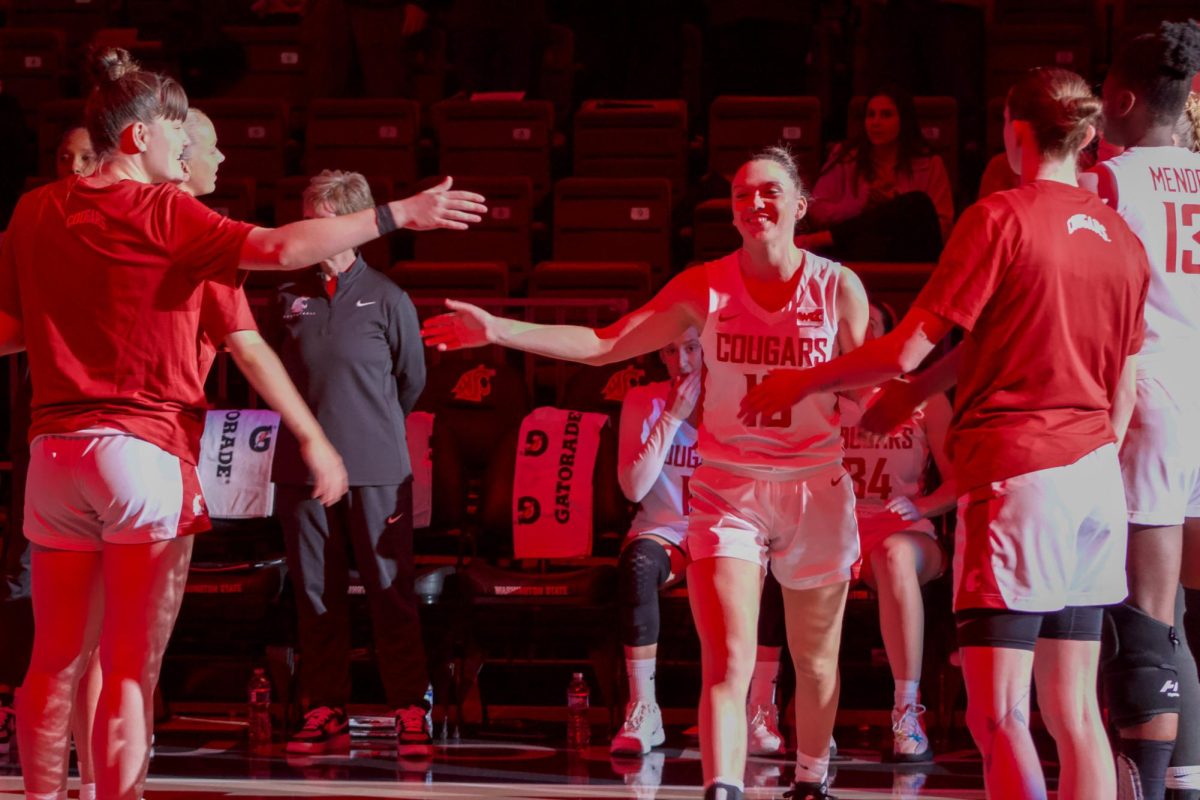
{"left": 0, "top": 177, "right": 255, "bottom": 464}
{"left": 913, "top": 180, "right": 1149, "bottom": 493}
{"left": 198, "top": 281, "right": 259, "bottom": 379}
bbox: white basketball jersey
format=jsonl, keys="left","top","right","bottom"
{"left": 840, "top": 387, "right": 930, "bottom": 525}
{"left": 699, "top": 251, "right": 843, "bottom": 478}
{"left": 626, "top": 381, "right": 699, "bottom": 544}
{"left": 1101, "top": 147, "right": 1200, "bottom": 373}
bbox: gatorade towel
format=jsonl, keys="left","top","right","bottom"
{"left": 198, "top": 409, "right": 281, "bottom": 518}
{"left": 512, "top": 407, "right": 609, "bottom": 558}
{"left": 406, "top": 412, "right": 434, "bottom": 529}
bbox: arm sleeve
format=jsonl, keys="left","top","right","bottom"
{"left": 911, "top": 199, "right": 1014, "bottom": 333}
{"left": 156, "top": 188, "right": 256, "bottom": 287}
{"left": 617, "top": 385, "right": 683, "bottom": 503}
{"left": 388, "top": 289, "right": 426, "bottom": 415}
{"left": 199, "top": 282, "right": 258, "bottom": 346}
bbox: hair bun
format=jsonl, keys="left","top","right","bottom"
{"left": 87, "top": 46, "right": 139, "bottom": 85}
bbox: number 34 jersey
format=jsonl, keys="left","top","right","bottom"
{"left": 698, "top": 251, "right": 844, "bottom": 479}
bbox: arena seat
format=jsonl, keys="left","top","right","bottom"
{"left": 413, "top": 176, "right": 534, "bottom": 280}
{"left": 528, "top": 261, "right": 653, "bottom": 317}
{"left": 274, "top": 174, "right": 393, "bottom": 272}
{"left": 846, "top": 261, "right": 937, "bottom": 316}
{"left": 8, "top": 0, "right": 110, "bottom": 56}
{"left": 985, "top": 24, "right": 1093, "bottom": 101}
{"left": 559, "top": 359, "right": 668, "bottom": 425}
{"left": 692, "top": 198, "right": 740, "bottom": 264}
{"left": 432, "top": 99, "right": 555, "bottom": 200}
{"left": 221, "top": 26, "right": 306, "bottom": 105}
{"left": 388, "top": 261, "right": 510, "bottom": 304}
{"left": 708, "top": 95, "right": 822, "bottom": 186}
{"left": 538, "top": 22, "right": 578, "bottom": 130}
{"left": 553, "top": 177, "right": 673, "bottom": 282}
{"left": 0, "top": 28, "right": 66, "bottom": 115}
{"left": 573, "top": 99, "right": 689, "bottom": 198}
{"left": 202, "top": 98, "right": 291, "bottom": 185}
{"left": 304, "top": 98, "right": 420, "bottom": 186}
{"left": 847, "top": 96, "right": 959, "bottom": 187}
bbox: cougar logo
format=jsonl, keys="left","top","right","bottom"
{"left": 515, "top": 496, "right": 540, "bottom": 524}
{"left": 523, "top": 429, "right": 549, "bottom": 457}
{"left": 285, "top": 297, "right": 314, "bottom": 318}
{"left": 248, "top": 425, "right": 273, "bottom": 453}
{"left": 601, "top": 365, "right": 645, "bottom": 402}
{"left": 1066, "top": 213, "right": 1111, "bottom": 242}
{"left": 451, "top": 365, "right": 496, "bottom": 402}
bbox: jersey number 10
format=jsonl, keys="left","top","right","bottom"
{"left": 1164, "top": 202, "right": 1200, "bottom": 274}
{"left": 743, "top": 374, "right": 792, "bottom": 428}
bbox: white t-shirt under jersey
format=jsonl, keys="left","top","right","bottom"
{"left": 698, "top": 251, "right": 844, "bottom": 478}
{"left": 1097, "top": 146, "right": 1200, "bottom": 387}
{"left": 619, "top": 381, "right": 698, "bottom": 546}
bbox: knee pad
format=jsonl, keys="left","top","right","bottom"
{"left": 617, "top": 537, "right": 672, "bottom": 647}
{"left": 1102, "top": 602, "right": 1182, "bottom": 728}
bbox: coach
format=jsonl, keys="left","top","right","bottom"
{"left": 270, "top": 169, "right": 432, "bottom": 757}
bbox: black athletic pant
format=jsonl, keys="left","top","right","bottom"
{"left": 278, "top": 480, "right": 429, "bottom": 711}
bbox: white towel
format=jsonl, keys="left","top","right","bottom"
{"left": 406, "top": 412, "right": 434, "bottom": 529}
{"left": 198, "top": 409, "right": 281, "bottom": 518}
{"left": 512, "top": 407, "right": 609, "bottom": 558}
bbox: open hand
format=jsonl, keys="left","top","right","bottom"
{"left": 421, "top": 299, "right": 495, "bottom": 351}
{"left": 397, "top": 177, "right": 488, "bottom": 231}
{"left": 738, "top": 369, "right": 814, "bottom": 424}
{"left": 885, "top": 495, "right": 921, "bottom": 521}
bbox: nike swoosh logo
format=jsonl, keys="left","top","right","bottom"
{"left": 718, "top": 313, "right": 740, "bottom": 322}
{"left": 387, "top": 512, "right": 406, "bottom": 524}
{"left": 356, "top": 300, "right": 377, "bottom": 307}
{"left": 830, "top": 472, "right": 848, "bottom": 487}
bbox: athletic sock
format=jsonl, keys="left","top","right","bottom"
{"left": 1121, "top": 738, "right": 1176, "bottom": 800}
{"left": 627, "top": 657, "right": 656, "bottom": 705}
{"left": 748, "top": 660, "right": 779, "bottom": 707}
{"left": 894, "top": 679, "right": 920, "bottom": 711}
{"left": 795, "top": 748, "right": 831, "bottom": 785}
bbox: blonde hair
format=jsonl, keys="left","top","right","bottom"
{"left": 302, "top": 169, "right": 374, "bottom": 216}
{"left": 1176, "top": 92, "right": 1200, "bottom": 153}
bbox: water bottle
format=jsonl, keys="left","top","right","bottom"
{"left": 247, "top": 668, "right": 272, "bottom": 752}
{"left": 566, "top": 671, "right": 590, "bottom": 749}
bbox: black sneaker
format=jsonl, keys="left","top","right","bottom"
{"left": 703, "top": 782, "right": 744, "bottom": 800}
{"left": 286, "top": 706, "right": 349, "bottom": 754}
{"left": 394, "top": 705, "right": 433, "bottom": 757}
{"left": 0, "top": 695, "right": 13, "bottom": 754}
{"left": 784, "top": 781, "right": 837, "bottom": 800}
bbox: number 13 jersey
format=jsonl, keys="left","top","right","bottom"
{"left": 698, "top": 251, "right": 844, "bottom": 479}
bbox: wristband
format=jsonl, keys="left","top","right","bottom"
{"left": 374, "top": 203, "right": 398, "bottom": 235}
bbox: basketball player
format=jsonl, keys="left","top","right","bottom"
{"left": 610, "top": 329, "right": 702, "bottom": 757}
{"left": 424, "top": 145, "right": 869, "bottom": 800}
{"left": 1079, "top": 22, "right": 1200, "bottom": 800}
{"left": 0, "top": 47, "right": 484, "bottom": 800}
{"left": 738, "top": 68, "right": 1149, "bottom": 800}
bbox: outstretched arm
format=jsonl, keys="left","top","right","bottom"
{"left": 239, "top": 177, "right": 487, "bottom": 271}
{"left": 422, "top": 266, "right": 709, "bottom": 366}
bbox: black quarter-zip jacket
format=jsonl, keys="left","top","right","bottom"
{"left": 269, "top": 256, "right": 425, "bottom": 486}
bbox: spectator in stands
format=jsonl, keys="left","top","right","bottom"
{"left": 609, "top": 330, "right": 701, "bottom": 758}
{"left": 424, "top": 145, "right": 869, "bottom": 800}
{"left": 800, "top": 86, "right": 954, "bottom": 261}
{"left": 301, "top": 0, "right": 429, "bottom": 97}
{"left": 270, "top": 170, "right": 434, "bottom": 759}
{"left": 2, "top": 46, "right": 483, "bottom": 800}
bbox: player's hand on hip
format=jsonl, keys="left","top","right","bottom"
{"left": 738, "top": 368, "right": 812, "bottom": 424}
{"left": 885, "top": 495, "right": 921, "bottom": 521}
{"left": 861, "top": 380, "right": 920, "bottom": 435}
{"left": 303, "top": 437, "right": 349, "bottom": 506}
{"left": 667, "top": 371, "right": 702, "bottom": 420}
{"left": 421, "top": 299, "right": 494, "bottom": 351}
{"left": 396, "top": 177, "right": 487, "bottom": 231}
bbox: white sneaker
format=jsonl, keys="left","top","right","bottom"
{"left": 746, "top": 702, "right": 785, "bottom": 756}
{"left": 890, "top": 704, "right": 932, "bottom": 763}
{"left": 610, "top": 700, "right": 665, "bottom": 756}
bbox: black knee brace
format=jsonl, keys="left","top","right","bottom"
{"left": 617, "top": 537, "right": 672, "bottom": 647}
{"left": 1102, "top": 602, "right": 1182, "bottom": 728}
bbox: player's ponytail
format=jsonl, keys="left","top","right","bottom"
{"left": 1006, "top": 68, "right": 1100, "bottom": 160}
{"left": 84, "top": 45, "right": 188, "bottom": 157}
